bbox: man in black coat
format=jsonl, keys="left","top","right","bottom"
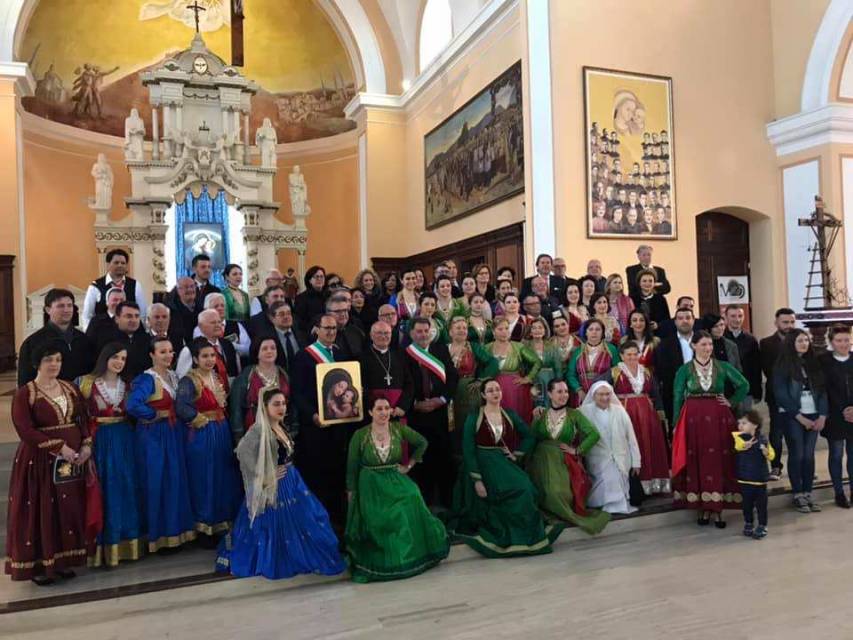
{"left": 759, "top": 307, "right": 796, "bottom": 480}
{"left": 146, "top": 302, "right": 185, "bottom": 365}
{"left": 520, "top": 254, "right": 567, "bottom": 302}
{"left": 290, "top": 314, "right": 350, "bottom": 532}
{"left": 95, "top": 302, "right": 151, "bottom": 379}
{"left": 261, "top": 301, "right": 308, "bottom": 374}
{"left": 654, "top": 307, "right": 696, "bottom": 430}
{"left": 18, "top": 288, "right": 94, "bottom": 386}
{"left": 360, "top": 321, "right": 414, "bottom": 418}
{"left": 248, "top": 285, "right": 287, "bottom": 338}
{"left": 819, "top": 324, "right": 853, "bottom": 508}
{"left": 626, "top": 244, "right": 671, "bottom": 299}
{"left": 723, "top": 305, "right": 762, "bottom": 407}
{"left": 188, "top": 254, "right": 221, "bottom": 313}
{"left": 167, "top": 277, "right": 199, "bottom": 349}
{"left": 327, "top": 294, "right": 366, "bottom": 362}
{"left": 405, "top": 317, "right": 459, "bottom": 508}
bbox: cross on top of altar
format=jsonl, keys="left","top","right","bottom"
{"left": 186, "top": 1, "right": 206, "bottom": 33}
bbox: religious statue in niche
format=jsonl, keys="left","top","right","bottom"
{"left": 256, "top": 118, "right": 278, "bottom": 168}
{"left": 289, "top": 165, "right": 310, "bottom": 217}
{"left": 124, "top": 108, "right": 146, "bottom": 161}
{"left": 71, "top": 64, "right": 119, "bottom": 118}
{"left": 91, "top": 153, "right": 114, "bottom": 210}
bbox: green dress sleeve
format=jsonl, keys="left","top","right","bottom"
{"left": 462, "top": 413, "right": 482, "bottom": 483}
{"left": 346, "top": 427, "right": 365, "bottom": 492}
{"left": 570, "top": 410, "right": 600, "bottom": 455}
{"left": 529, "top": 414, "right": 547, "bottom": 442}
{"left": 471, "top": 342, "right": 500, "bottom": 378}
{"left": 566, "top": 348, "right": 583, "bottom": 392}
{"left": 398, "top": 422, "right": 428, "bottom": 462}
{"left": 507, "top": 409, "right": 535, "bottom": 458}
{"left": 606, "top": 342, "right": 621, "bottom": 365}
{"left": 672, "top": 363, "right": 691, "bottom": 422}
{"left": 719, "top": 359, "right": 749, "bottom": 407}
{"left": 518, "top": 343, "right": 542, "bottom": 382}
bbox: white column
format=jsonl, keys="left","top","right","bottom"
{"left": 221, "top": 108, "right": 229, "bottom": 135}
{"left": 842, "top": 158, "right": 853, "bottom": 296}
{"left": 782, "top": 160, "right": 821, "bottom": 313}
{"left": 176, "top": 104, "right": 183, "bottom": 134}
{"left": 358, "top": 132, "right": 368, "bottom": 269}
{"left": 151, "top": 106, "right": 160, "bottom": 160}
{"left": 524, "top": 0, "right": 556, "bottom": 264}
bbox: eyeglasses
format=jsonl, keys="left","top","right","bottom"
{"left": 319, "top": 325, "right": 337, "bottom": 331}
{"left": 373, "top": 331, "right": 392, "bottom": 336}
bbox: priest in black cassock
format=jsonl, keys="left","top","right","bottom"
{"left": 290, "top": 314, "right": 350, "bottom": 532}
{"left": 405, "top": 317, "right": 458, "bottom": 509}
{"left": 360, "top": 321, "right": 413, "bottom": 419}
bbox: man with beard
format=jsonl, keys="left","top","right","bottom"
{"left": 760, "top": 308, "right": 797, "bottom": 481}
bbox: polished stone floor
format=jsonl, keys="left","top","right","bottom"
{"left": 4, "top": 491, "right": 853, "bottom": 640}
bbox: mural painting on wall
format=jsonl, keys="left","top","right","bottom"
{"left": 583, "top": 67, "right": 676, "bottom": 239}
{"left": 423, "top": 61, "right": 524, "bottom": 230}
{"left": 21, "top": 0, "right": 356, "bottom": 143}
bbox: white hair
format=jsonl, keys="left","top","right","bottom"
{"left": 203, "top": 292, "right": 226, "bottom": 309}
{"left": 147, "top": 302, "right": 170, "bottom": 318}
{"left": 198, "top": 309, "right": 220, "bottom": 324}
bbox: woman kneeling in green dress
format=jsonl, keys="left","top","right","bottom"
{"left": 446, "top": 378, "right": 563, "bottom": 558}
{"left": 345, "top": 397, "right": 449, "bottom": 583}
{"left": 526, "top": 379, "right": 611, "bottom": 535}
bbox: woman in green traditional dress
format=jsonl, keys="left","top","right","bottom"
{"left": 523, "top": 317, "right": 555, "bottom": 408}
{"left": 547, "top": 315, "right": 583, "bottom": 382}
{"left": 446, "top": 379, "right": 563, "bottom": 558}
{"left": 222, "top": 264, "right": 251, "bottom": 323}
{"left": 415, "top": 292, "right": 446, "bottom": 344}
{"left": 447, "top": 316, "right": 499, "bottom": 440}
{"left": 345, "top": 397, "right": 449, "bottom": 583}
{"left": 526, "top": 379, "right": 611, "bottom": 534}
{"left": 486, "top": 317, "right": 542, "bottom": 423}
{"left": 434, "top": 275, "right": 465, "bottom": 324}
{"left": 466, "top": 293, "right": 493, "bottom": 345}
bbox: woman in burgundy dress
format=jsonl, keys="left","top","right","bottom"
{"left": 6, "top": 340, "right": 91, "bottom": 584}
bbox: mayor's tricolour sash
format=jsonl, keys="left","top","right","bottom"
{"left": 406, "top": 343, "right": 446, "bottom": 383}
{"left": 305, "top": 342, "right": 334, "bottom": 364}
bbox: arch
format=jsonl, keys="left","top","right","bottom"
{"left": 801, "top": 0, "right": 853, "bottom": 110}
{"left": 418, "top": 0, "right": 453, "bottom": 73}
{"left": 3, "top": 0, "right": 387, "bottom": 94}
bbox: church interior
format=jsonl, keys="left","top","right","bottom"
{"left": 1, "top": 0, "right": 853, "bottom": 637}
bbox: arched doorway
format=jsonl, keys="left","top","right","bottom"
{"left": 695, "top": 211, "right": 751, "bottom": 327}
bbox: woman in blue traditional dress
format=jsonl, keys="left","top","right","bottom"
{"left": 79, "top": 342, "right": 143, "bottom": 567}
{"left": 216, "top": 388, "right": 346, "bottom": 579}
{"left": 127, "top": 336, "right": 196, "bottom": 552}
{"left": 176, "top": 338, "right": 242, "bottom": 542}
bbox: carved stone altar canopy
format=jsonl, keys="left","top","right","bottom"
{"left": 90, "top": 33, "right": 309, "bottom": 295}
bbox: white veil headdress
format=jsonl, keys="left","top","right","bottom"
{"left": 235, "top": 385, "right": 281, "bottom": 522}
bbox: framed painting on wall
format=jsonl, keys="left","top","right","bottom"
{"left": 583, "top": 67, "right": 676, "bottom": 239}
{"left": 424, "top": 61, "right": 524, "bottom": 230}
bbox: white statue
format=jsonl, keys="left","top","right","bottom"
{"left": 289, "top": 165, "right": 309, "bottom": 218}
{"left": 91, "top": 153, "right": 114, "bottom": 209}
{"left": 255, "top": 117, "right": 277, "bottom": 168}
{"left": 124, "top": 108, "right": 146, "bottom": 161}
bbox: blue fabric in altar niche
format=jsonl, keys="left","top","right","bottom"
{"left": 175, "top": 186, "right": 230, "bottom": 289}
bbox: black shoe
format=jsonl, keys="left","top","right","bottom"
{"left": 768, "top": 468, "right": 781, "bottom": 481}
{"left": 56, "top": 570, "right": 76, "bottom": 580}
{"left": 714, "top": 518, "right": 727, "bottom": 529}
{"left": 836, "top": 494, "right": 851, "bottom": 509}
{"left": 753, "top": 525, "right": 768, "bottom": 539}
{"left": 697, "top": 514, "right": 710, "bottom": 526}
{"left": 31, "top": 575, "right": 55, "bottom": 586}
{"left": 743, "top": 524, "right": 754, "bottom": 537}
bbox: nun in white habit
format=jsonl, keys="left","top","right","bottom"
{"left": 580, "top": 381, "right": 642, "bottom": 514}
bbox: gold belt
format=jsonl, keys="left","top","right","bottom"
{"left": 94, "top": 416, "right": 125, "bottom": 424}
{"left": 40, "top": 423, "right": 76, "bottom": 432}
{"left": 200, "top": 410, "right": 226, "bottom": 421}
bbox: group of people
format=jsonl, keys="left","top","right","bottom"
{"left": 8, "top": 243, "right": 852, "bottom": 587}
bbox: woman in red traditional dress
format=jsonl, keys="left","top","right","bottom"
{"left": 599, "top": 341, "right": 670, "bottom": 495}
{"left": 566, "top": 319, "right": 620, "bottom": 407}
{"left": 620, "top": 309, "right": 659, "bottom": 373}
{"left": 6, "top": 340, "right": 92, "bottom": 584}
{"left": 558, "top": 283, "right": 589, "bottom": 336}
{"left": 229, "top": 336, "right": 290, "bottom": 444}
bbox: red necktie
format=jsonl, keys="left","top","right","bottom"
{"left": 213, "top": 345, "right": 230, "bottom": 393}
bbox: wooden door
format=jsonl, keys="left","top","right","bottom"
{"left": 0, "top": 256, "right": 15, "bottom": 371}
{"left": 695, "top": 212, "right": 751, "bottom": 327}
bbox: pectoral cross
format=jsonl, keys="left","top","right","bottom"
{"left": 384, "top": 372, "right": 393, "bottom": 387}
{"left": 187, "top": 1, "right": 206, "bottom": 33}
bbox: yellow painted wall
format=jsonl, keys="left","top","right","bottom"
{"left": 770, "top": 0, "right": 831, "bottom": 119}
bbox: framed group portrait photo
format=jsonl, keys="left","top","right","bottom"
{"left": 583, "top": 67, "right": 676, "bottom": 239}
{"left": 424, "top": 61, "right": 524, "bottom": 230}
{"left": 316, "top": 362, "right": 364, "bottom": 426}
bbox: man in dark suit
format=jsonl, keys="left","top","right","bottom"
{"left": 85, "top": 287, "right": 125, "bottom": 342}
{"left": 248, "top": 285, "right": 287, "bottom": 337}
{"left": 146, "top": 302, "right": 185, "bottom": 364}
{"left": 654, "top": 307, "right": 696, "bottom": 430}
{"left": 18, "top": 288, "right": 94, "bottom": 386}
{"left": 657, "top": 296, "right": 697, "bottom": 338}
{"left": 95, "top": 302, "right": 151, "bottom": 378}
{"left": 405, "top": 317, "right": 458, "bottom": 508}
{"left": 327, "top": 294, "right": 366, "bottom": 362}
{"left": 723, "top": 304, "right": 762, "bottom": 408}
{"left": 263, "top": 301, "right": 308, "bottom": 374}
{"left": 578, "top": 259, "right": 607, "bottom": 293}
{"left": 188, "top": 254, "right": 221, "bottom": 312}
{"left": 167, "top": 277, "right": 199, "bottom": 349}
{"left": 760, "top": 307, "right": 797, "bottom": 480}
{"left": 626, "top": 244, "right": 671, "bottom": 299}
{"left": 521, "top": 253, "right": 567, "bottom": 301}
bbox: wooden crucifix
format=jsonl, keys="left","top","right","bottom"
{"left": 798, "top": 195, "right": 842, "bottom": 309}
{"left": 231, "top": 0, "right": 245, "bottom": 67}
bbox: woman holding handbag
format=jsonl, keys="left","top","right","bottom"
{"left": 526, "top": 379, "right": 610, "bottom": 534}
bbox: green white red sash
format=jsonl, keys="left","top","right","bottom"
{"left": 406, "top": 344, "right": 446, "bottom": 383}
{"left": 305, "top": 342, "right": 334, "bottom": 364}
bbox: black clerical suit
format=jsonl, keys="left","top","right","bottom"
{"left": 405, "top": 342, "right": 458, "bottom": 508}
{"left": 360, "top": 346, "right": 414, "bottom": 416}
{"left": 17, "top": 322, "right": 94, "bottom": 387}
{"left": 290, "top": 343, "right": 350, "bottom": 531}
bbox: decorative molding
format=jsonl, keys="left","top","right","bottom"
{"left": 765, "top": 103, "right": 853, "bottom": 157}
{"left": 0, "top": 60, "right": 34, "bottom": 96}
{"left": 94, "top": 228, "right": 156, "bottom": 244}
{"left": 320, "top": 0, "right": 386, "bottom": 93}
{"left": 801, "top": 0, "right": 853, "bottom": 111}
{"left": 345, "top": 0, "right": 519, "bottom": 120}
